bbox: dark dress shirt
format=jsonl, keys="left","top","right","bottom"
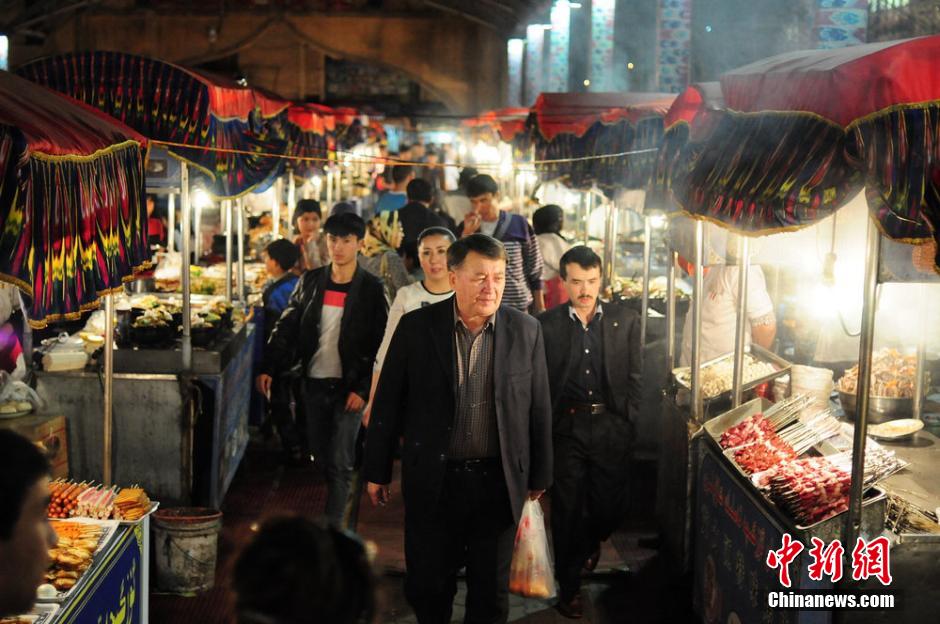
{"left": 560, "top": 304, "right": 607, "bottom": 405}
{"left": 448, "top": 309, "right": 500, "bottom": 459}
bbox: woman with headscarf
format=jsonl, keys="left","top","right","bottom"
{"left": 358, "top": 211, "right": 412, "bottom": 303}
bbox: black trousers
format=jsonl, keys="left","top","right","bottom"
{"left": 551, "top": 409, "right": 632, "bottom": 598}
{"left": 269, "top": 375, "right": 301, "bottom": 455}
{"left": 404, "top": 459, "right": 516, "bottom": 624}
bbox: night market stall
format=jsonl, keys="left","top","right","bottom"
{"left": 0, "top": 69, "right": 154, "bottom": 624}
{"left": 650, "top": 35, "right": 940, "bottom": 623}
{"left": 17, "top": 51, "right": 293, "bottom": 508}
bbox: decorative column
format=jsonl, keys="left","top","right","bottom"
{"left": 524, "top": 25, "right": 546, "bottom": 105}
{"left": 547, "top": 1, "right": 571, "bottom": 92}
{"left": 655, "top": 0, "right": 692, "bottom": 93}
{"left": 590, "top": 0, "right": 616, "bottom": 92}
{"left": 507, "top": 38, "right": 525, "bottom": 107}
{"left": 815, "top": 0, "right": 868, "bottom": 48}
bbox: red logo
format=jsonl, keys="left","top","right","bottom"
{"left": 766, "top": 533, "right": 804, "bottom": 588}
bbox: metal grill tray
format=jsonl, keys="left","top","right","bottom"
{"left": 672, "top": 345, "right": 791, "bottom": 404}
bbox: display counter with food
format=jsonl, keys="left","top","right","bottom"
{"left": 33, "top": 310, "right": 255, "bottom": 508}
{"left": 3, "top": 486, "right": 154, "bottom": 624}
{"left": 692, "top": 378, "right": 940, "bottom": 623}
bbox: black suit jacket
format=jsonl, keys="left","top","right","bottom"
{"left": 264, "top": 264, "right": 388, "bottom": 399}
{"left": 537, "top": 300, "right": 643, "bottom": 421}
{"left": 363, "top": 298, "right": 553, "bottom": 523}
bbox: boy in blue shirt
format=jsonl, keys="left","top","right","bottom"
{"left": 261, "top": 239, "right": 302, "bottom": 462}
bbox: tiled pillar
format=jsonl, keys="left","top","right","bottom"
{"left": 590, "top": 0, "right": 616, "bottom": 92}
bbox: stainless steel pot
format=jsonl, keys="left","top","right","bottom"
{"left": 838, "top": 391, "right": 914, "bottom": 424}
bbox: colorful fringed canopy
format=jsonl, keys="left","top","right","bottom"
{"left": 17, "top": 51, "right": 290, "bottom": 199}
{"left": 0, "top": 70, "right": 148, "bottom": 327}
{"left": 285, "top": 103, "right": 334, "bottom": 179}
{"left": 463, "top": 108, "right": 531, "bottom": 143}
{"left": 648, "top": 83, "right": 724, "bottom": 212}
{"left": 528, "top": 92, "right": 676, "bottom": 193}
{"left": 654, "top": 36, "right": 940, "bottom": 270}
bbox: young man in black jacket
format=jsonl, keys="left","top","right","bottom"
{"left": 537, "top": 246, "right": 642, "bottom": 619}
{"left": 257, "top": 213, "right": 388, "bottom": 527}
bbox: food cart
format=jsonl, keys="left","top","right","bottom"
{"left": 18, "top": 51, "right": 294, "bottom": 508}
{"left": 650, "top": 35, "right": 940, "bottom": 622}
{"left": 0, "top": 69, "right": 155, "bottom": 624}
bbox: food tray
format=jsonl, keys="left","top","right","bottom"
{"left": 1, "top": 603, "right": 59, "bottom": 624}
{"left": 118, "top": 500, "right": 160, "bottom": 526}
{"left": 672, "top": 344, "right": 791, "bottom": 403}
{"left": 38, "top": 519, "right": 120, "bottom": 602}
{"left": 703, "top": 397, "right": 772, "bottom": 449}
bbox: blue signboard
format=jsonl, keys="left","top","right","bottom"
{"left": 55, "top": 526, "right": 143, "bottom": 624}
{"left": 694, "top": 448, "right": 832, "bottom": 624}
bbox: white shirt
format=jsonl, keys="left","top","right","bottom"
{"left": 308, "top": 285, "right": 347, "bottom": 379}
{"left": 480, "top": 219, "right": 498, "bottom": 237}
{"left": 680, "top": 265, "right": 774, "bottom": 366}
{"left": 374, "top": 282, "right": 453, "bottom": 370}
{"left": 537, "top": 233, "right": 571, "bottom": 281}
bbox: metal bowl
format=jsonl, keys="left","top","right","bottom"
{"left": 838, "top": 391, "right": 914, "bottom": 424}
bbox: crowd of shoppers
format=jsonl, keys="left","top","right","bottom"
{"left": 234, "top": 159, "right": 639, "bottom": 624}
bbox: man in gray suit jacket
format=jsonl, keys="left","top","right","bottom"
{"left": 364, "top": 234, "right": 553, "bottom": 624}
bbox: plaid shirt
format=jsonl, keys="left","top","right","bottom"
{"left": 448, "top": 305, "right": 500, "bottom": 459}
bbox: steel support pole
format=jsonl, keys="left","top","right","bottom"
{"left": 273, "top": 176, "right": 283, "bottom": 240}
{"left": 286, "top": 171, "right": 296, "bottom": 239}
{"left": 666, "top": 247, "right": 678, "bottom": 370}
{"left": 224, "top": 199, "right": 233, "bottom": 301}
{"left": 731, "top": 237, "right": 751, "bottom": 407}
{"left": 103, "top": 293, "right": 114, "bottom": 485}
{"left": 167, "top": 193, "right": 176, "bottom": 253}
{"left": 913, "top": 285, "right": 927, "bottom": 421}
{"left": 180, "top": 164, "right": 192, "bottom": 371}
{"left": 237, "top": 197, "right": 246, "bottom": 303}
{"left": 640, "top": 216, "right": 652, "bottom": 348}
{"left": 691, "top": 220, "right": 705, "bottom": 423}
{"left": 602, "top": 199, "right": 618, "bottom": 291}
{"left": 844, "top": 217, "right": 881, "bottom": 549}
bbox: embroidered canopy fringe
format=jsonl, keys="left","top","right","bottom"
{"left": 652, "top": 104, "right": 940, "bottom": 271}
{"left": 529, "top": 115, "right": 667, "bottom": 195}
{"left": 0, "top": 132, "right": 148, "bottom": 327}
{"left": 17, "top": 51, "right": 291, "bottom": 199}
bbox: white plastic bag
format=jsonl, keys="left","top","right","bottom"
{"left": 508, "top": 499, "right": 556, "bottom": 599}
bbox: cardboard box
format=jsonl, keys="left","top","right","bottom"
{"left": 0, "top": 414, "right": 68, "bottom": 479}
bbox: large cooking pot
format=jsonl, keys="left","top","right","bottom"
{"left": 838, "top": 391, "right": 914, "bottom": 424}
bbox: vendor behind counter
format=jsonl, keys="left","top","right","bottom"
{"left": 679, "top": 250, "right": 776, "bottom": 365}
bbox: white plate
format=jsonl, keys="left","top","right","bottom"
{"left": 867, "top": 419, "right": 924, "bottom": 440}
{"left": 0, "top": 408, "right": 33, "bottom": 420}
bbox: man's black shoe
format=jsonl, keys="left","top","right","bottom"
{"left": 583, "top": 545, "right": 601, "bottom": 572}
{"left": 555, "top": 592, "right": 584, "bottom": 619}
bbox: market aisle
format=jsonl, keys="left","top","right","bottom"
{"left": 357, "top": 459, "right": 697, "bottom": 624}
{"left": 150, "top": 443, "right": 329, "bottom": 623}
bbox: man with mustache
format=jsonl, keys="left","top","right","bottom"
{"left": 537, "top": 245, "right": 642, "bottom": 619}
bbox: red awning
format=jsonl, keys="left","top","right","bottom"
{"left": 463, "top": 107, "right": 530, "bottom": 141}
{"left": 177, "top": 66, "right": 290, "bottom": 121}
{"left": 0, "top": 71, "right": 146, "bottom": 156}
{"left": 664, "top": 83, "right": 724, "bottom": 131}
{"left": 288, "top": 104, "right": 336, "bottom": 134}
{"left": 721, "top": 35, "right": 940, "bottom": 127}
{"left": 533, "top": 92, "right": 676, "bottom": 140}
{"left": 0, "top": 69, "right": 149, "bottom": 326}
